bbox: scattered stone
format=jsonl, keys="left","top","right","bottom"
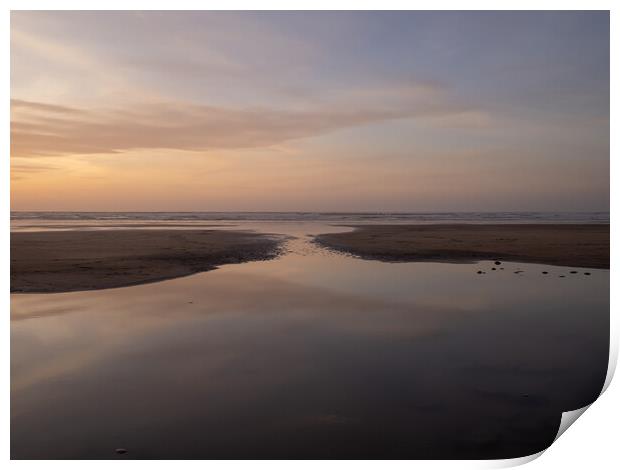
{"left": 559, "top": 275, "right": 566, "bottom": 278}
{"left": 584, "top": 272, "right": 591, "bottom": 276}
{"left": 494, "top": 261, "right": 501, "bottom": 265}
{"left": 115, "top": 448, "right": 127, "bottom": 455}
{"left": 570, "top": 271, "right": 578, "bottom": 274}
{"left": 542, "top": 271, "right": 548, "bottom": 274}
{"left": 491, "top": 267, "right": 496, "bottom": 270}
{"left": 477, "top": 270, "right": 485, "bottom": 274}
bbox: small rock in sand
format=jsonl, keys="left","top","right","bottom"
{"left": 570, "top": 271, "right": 578, "bottom": 274}
{"left": 494, "top": 261, "right": 501, "bottom": 265}
{"left": 584, "top": 272, "right": 591, "bottom": 276}
{"left": 542, "top": 271, "right": 548, "bottom": 274}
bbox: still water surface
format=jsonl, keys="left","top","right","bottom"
{"left": 11, "top": 222, "right": 609, "bottom": 459}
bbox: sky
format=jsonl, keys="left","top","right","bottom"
{"left": 10, "top": 11, "right": 609, "bottom": 212}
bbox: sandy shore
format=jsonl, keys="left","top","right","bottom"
{"left": 11, "top": 229, "right": 282, "bottom": 293}
{"left": 315, "top": 224, "right": 609, "bottom": 269}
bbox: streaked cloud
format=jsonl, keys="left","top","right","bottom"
{"left": 10, "top": 162, "right": 60, "bottom": 181}
{"left": 11, "top": 91, "right": 489, "bottom": 157}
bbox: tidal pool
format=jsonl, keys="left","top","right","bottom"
{"left": 11, "top": 223, "right": 609, "bottom": 459}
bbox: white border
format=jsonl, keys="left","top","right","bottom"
{"left": 3, "top": 1, "right": 616, "bottom": 468}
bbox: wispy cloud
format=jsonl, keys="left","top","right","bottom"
{"left": 10, "top": 162, "right": 60, "bottom": 180}
{"left": 11, "top": 92, "right": 489, "bottom": 157}
{"left": 11, "top": 99, "right": 86, "bottom": 115}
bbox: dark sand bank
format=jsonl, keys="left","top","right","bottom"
{"left": 316, "top": 224, "right": 609, "bottom": 269}
{"left": 11, "top": 229, "right": 283, "bottom": 293}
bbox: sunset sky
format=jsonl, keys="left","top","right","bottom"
{"left": 11, "top": 11, "right": 609, "bottom": 212}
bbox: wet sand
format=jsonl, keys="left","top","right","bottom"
{"left": 11, "top": 229, "right": 282, "bottom": 293}
{"left": 316, "top": 224, "right": 609, "bottom": 269}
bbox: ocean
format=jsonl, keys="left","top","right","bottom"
{"left": 10, "top": 211, "right": 611, "bottom": 231}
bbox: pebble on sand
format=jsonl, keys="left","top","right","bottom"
{"left": 584, "top": 272, "right": 591, "bottom": 276}
{"left": 494, "top": 261, "right": 501, "bottom": 265}
{"left": 491, "top": 267, "right": 496, "bottom": 270}
{"left": 570, "top": 271, "right": 578, "bottom": 274}
{"left": 559, "top": 275, "right": 566, "bottom": 278}
{"left": 542, "top": 271, "right": 548, "bottom": 274}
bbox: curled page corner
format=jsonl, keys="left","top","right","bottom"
{"left": 535, "top": 344, "right": 619, "bottom": 461}
{"left": 488, "top": 402, "right": 596, "bottom": 468}
{"left": 551, "top": 348, "right": 619, "bottom": 443}
{"left": 487, "top": 450, "right": 545, "bottom": 468}
{"left": 554, "top": 405, "right": 591, "bottom": 442}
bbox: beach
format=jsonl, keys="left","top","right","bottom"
{"left": 10, "top": 215, "right": 610, "bottom": 458}
{"left": 316, "top": 224, "right": 610, "bottom": 269}
{"left": 11, "top": 223, "right": 609, "bottom": 294}
{"left": 11, "top": 218, "right": 609, "bottom": 459}
{"left": 10, "top": 229, "right": 282, "bottom": 293}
